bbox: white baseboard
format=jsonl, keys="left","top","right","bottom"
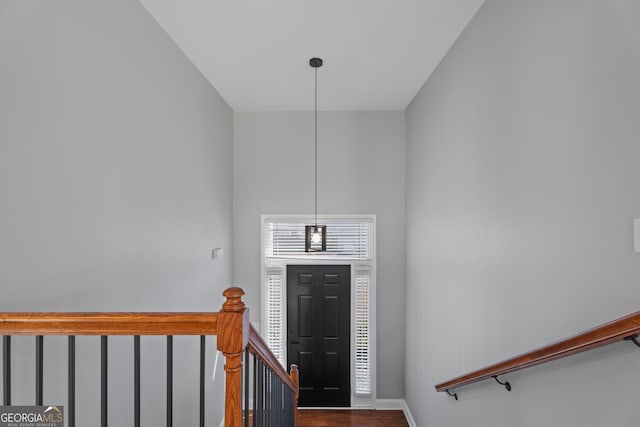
{"left": 375, "top": 399, "right": 416, "bottom": 427}
{"left": 401, "top": 400, "right": 417, "bottom": 427}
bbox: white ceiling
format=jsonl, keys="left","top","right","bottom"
{"left": 140, "top": 0, "right": 485, "bottom": 112}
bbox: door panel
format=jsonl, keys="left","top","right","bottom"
{"left": 287, "top": 265, "right": 350, "bottom": 407}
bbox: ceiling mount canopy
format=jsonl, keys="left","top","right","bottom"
{"left": 305, "top": 57, "right": 327, "bottom": 252}
{"left": 309, "top": 57, "right": 323, "bottom": 68}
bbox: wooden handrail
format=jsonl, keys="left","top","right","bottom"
{"left": 435, "top": 310, "right": 640, "bottom": 394}
{"left": 0, "top": 312, "right": 218, "bottom": 336}
{"left": 247, "top": 324, "right": 298, "bottom": 392}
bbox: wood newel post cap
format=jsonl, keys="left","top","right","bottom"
{"left": 222, "top": 287, "right": 245, "bottom": 312}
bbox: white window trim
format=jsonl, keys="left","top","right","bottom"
{"left": 260, "top": 214, "right": 377, "bottom": 408}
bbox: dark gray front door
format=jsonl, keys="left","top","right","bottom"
{"left": 287, "top": 264, "right": 351, "bottom": 407}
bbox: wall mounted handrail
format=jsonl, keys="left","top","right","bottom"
{"left": 435, "top": 310, "right": 640, "bottom": 396}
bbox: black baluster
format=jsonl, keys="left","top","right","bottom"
{"left": 278, "top": 374, "right": 282, "bottom": 426}
{"left": 262, "top": 360, "right": 266, "bottom": 427}
{"left": 166, "top": 336, "right": 173, "bottom": 427}
{"left": 254, "top": 359, "right": 258, "bottom": 427}
{"left": 68, "top": 336, "right": 75, "bottom": 427}
{"left": 200, "top": 336, "right": 205, "bottom": 427}
{"left": 36, "top": 335, "right": 43, "bottom": 405}
{"left": 264, "top": 365, "right": 268, "bottom": 427}
{"left": 282, "top": 383, "right": 286, "bottom": 426}
{"left": 285, "top": 387, "right": 291, "bottom": 427}
{"left": 278, "top": 379, "right": 282, "bottom": 426}
{"left": 134, "top": 335, "right": 140, "bottom": 427}
{"left": 284, "top": 387, "right": 289, "bottom": 427}
{"left": 256, "top": 359, "right": 262, "bottom": 427}
{"left": 244, "top": 348, "right": 250, "bottom": 427}
{"left": 269, "top": 370, "right": 273, "bottom": 426}
{"left": 3, "top": 336, "right": 11, "bottom": 405}
{"left": 267, "top": 369, "right": 272, "bottom": 426}
{"left": 275, "top": 376, "right": 278, "bottom": 427}
{"left": 260, "top": 364, "right": 265, "bottom": 427}
{"left": 271, "top": 371, "right": 276, "bottom": 426}
{"left": 272, "top": 371, "right": 277, "bottom": 426}
{"left": 101, "top": 336, "right": 108, "bottom": 427}
{"left": 252, "top": 355, "right": 257, "bottom": 427}
{"left": 272, "top": 372, "right": 276, "bottom": 427}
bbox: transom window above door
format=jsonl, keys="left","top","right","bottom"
{"left": 264, "top": 216, "right": 373, "bottom": 260}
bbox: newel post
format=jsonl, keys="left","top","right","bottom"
{"left": 217, "top": 287, "right": 249, "bottom": 427}
{"left": 290, "top": 364, "right": 299, "bottom": 426}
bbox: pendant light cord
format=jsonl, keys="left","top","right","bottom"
{"left": 314, "top": 65, "right": 318, "bottom": 228}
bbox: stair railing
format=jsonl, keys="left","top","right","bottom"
{"left": 0, "top": 287, "right": 298, "bottom": 427}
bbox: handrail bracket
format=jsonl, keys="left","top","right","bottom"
{"left": 492, "top": 375, "right": 512, "bottom": 391}
{"left": 445, "top": 389, "right": 458, "bottom": 401}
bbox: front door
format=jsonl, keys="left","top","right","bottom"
{"left": 287, "top": 265, "right": 350, "bottom": 407}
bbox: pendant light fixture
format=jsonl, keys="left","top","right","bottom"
{"left": 305, "top": 57, "right": 327, "bottom": 252}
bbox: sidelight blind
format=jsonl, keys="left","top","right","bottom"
{"left": 355, "top": 274, "right": 371, "bottom": 395}
{"left": 265, "top": 273, "right": 286, "bottom": 366}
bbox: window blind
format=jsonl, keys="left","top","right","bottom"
{"left": 265, "top": 273, "right": 285, "bottom": 366}
{"left": 265, "top": 220, "right": 371, "bottom": 259}
{"left": 354, "top": 274, "right": 371, "bottom": 395}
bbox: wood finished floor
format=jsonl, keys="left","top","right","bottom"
{"left": 297, "top": 409, "right": 409, "bottom": 427}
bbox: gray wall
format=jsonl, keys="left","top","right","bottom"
{"left": 233, "top": 111, "right": 406, "bottom": 398}
{"left": 405, "top": 0, "right": 640, "bottom": 426}
{"left": 0, "top": 1, "right": 233, "bottom": 425}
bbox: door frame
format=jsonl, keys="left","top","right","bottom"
{"left": 261, "top": 214, "right": 377, "bottom": 408}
